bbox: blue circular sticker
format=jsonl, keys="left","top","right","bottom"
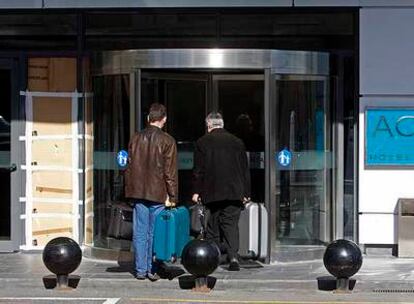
{"left": 277, "top": 149, "right": 292, "bottom": 167}
{"left": 117, "top": 150, "right": 128, "bottom": 167}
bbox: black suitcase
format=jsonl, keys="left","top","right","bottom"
{"left": 189, "top": 203, "right": 209, "bottom": 238}
{"left": 107, "top": 202, "right": 133, "bottom": 240}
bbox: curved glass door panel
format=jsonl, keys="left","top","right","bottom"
{"left": 92, "top": 74, "right": 131, "bottom": 249}
{"left": 213, "top": 75, "right": 265, "bottom": 203}
{"left": 141, "top": 72, "right": 207, "bottom": 205}
{"left": 274, "top": 75, "right": 331, "bottom": 245}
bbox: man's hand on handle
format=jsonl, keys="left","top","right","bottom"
{"left": 165, "top": 196, "right": 176, "bottom": 207}
{"left": 192, "top": 193, "right": 200, "bottom": 204}
{"left": 242, "top": 197, "right": 250, "bottom": 205}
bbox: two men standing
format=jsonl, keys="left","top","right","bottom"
{"left": 125, "top": 105, "right": 250, "bottom": 280}
{"left": 192, "top": 112, "right": 251, "bottom": 271}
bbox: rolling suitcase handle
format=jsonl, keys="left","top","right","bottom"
{"left": 197, "top": 197, "right": 207, "bottom": 240}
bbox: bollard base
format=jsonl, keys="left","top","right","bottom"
{"left": 43, "top": 274, "right": 81, "bottom": 290}
{"left": 57, "top": 274, "right": 69, "bottom": 289}
{"left": 192, "top": 276, "right": 211, "bottom": 293}
{"left": 333, "top": 278, "right": 351, "bottom": 294}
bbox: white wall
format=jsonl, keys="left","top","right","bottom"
{"left": 359, "top": 8, "right": 414, "bottom": 244}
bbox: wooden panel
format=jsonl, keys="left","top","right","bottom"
{"left": 32, "top": 140, "right": 72, "bottom": 166}
{"left": 49, "top": 58, "right": 77, "bottom": 92}
{"left": 85, "top": 100, "right": 93, "bottom": 137}
{"left": 85, "top": 139, "right": 93, "bottom": 168}
{"left": 85, "top": 169, "right": 93, "bottom": 198}
{"left": 85, "top": 198, "right": 93, "bottom": 215}
{"left": 32, "top": 217, "right": 73, "bottom": 246}
{"left": 27, "top": 56, "right": 78, "bottom": 248}
{"left": 32, "top": 202, "right": 72, "bottom": 214}
{"left": 32, "top": 97, "right": 72, "bottom": 135}
{"left": 32, "top": 171, "right": 72, "bottom": 199}
{"left": 84, "top": 214, "right": 93, "bottom": 246}
{"left": 28, "top": 57, "right": 77, "bottom": 92}
{"left": 28, "top": 58, "right": 49, "bottom": 92}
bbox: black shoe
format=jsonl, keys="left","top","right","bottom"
{"left": 135, "top": 273, "right": 146, "bottom": 280}
{"left": 228, "top": 258, "right": 240, "bottom": 271}
{"left": 147, "top": 272, "right": 161, "bottom": 282}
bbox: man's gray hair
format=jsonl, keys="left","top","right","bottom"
{"left": 205, "top": 112, "right": 224, "bottom": 129}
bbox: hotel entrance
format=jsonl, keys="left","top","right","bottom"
{"left": 89, "top": 49, "right": 333, "bottom": 261}
{"left": 139, "top": 72, "right": 265, "bottom": 206}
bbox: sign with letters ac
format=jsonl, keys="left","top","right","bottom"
{"left": 366, "top": 108, "right": 414, "bottom": 166}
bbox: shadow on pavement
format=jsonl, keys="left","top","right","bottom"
{"left": 106, "top": 261, "right": 186, "bottom": 280}
{"left": 42, "top": 274, "right": 81, "bottom": 289}
{"left": 106, "top": 261, "right": 135, "bottom": 276}
{"left": 178, "top": 275, "right": 217, "bottom": 290}
{"left": 317, "top": 275, "right": 356, "bottom": 291}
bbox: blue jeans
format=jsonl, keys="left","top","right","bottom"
{"left": 132, "top": 199, "right": 164, "bottom": 276}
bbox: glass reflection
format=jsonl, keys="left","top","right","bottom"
{"left": 141, "top": 74, "right": 206, "bottom": 205}
{"left": 218, "top": 79, "right": 265, "bottom": 202}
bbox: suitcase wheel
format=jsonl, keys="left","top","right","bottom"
{"left": 152, "top": 255, "right": 157, "bottom": 262}
{"left": 171, "top": 255, "right": 177, "bottom": 263}
{"left": 248, "top": 250, "right": 257, "bottom": 259}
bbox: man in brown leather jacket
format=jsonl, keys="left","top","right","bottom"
{"left": 125, "top": 103, "right": 178, "bottom": 281}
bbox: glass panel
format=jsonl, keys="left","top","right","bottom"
{"left": 141, "top": 74, "right": 206, "bottom": 204}
{"left": 0, "top": 69, "right": 11, "bottom": 240}
{"left": 216, "top": 79, "right": 265, "bottom": 202}
{"left": 344, "top": 116, "right": 354, "bottom": 239}
{"left": 342, "top": 55, "right": 356, "bottom": 240}
{"left": 275, "top": 76, "right": 331, "bottom": 245}
{"left": 92, "top": 74, "right": 130, "bottom": 249}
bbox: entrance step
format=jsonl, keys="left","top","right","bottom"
{"left": 84, "top": 245, "right": 327, "bottom": 264}
{"left": 271, "top": 245, "right": 326, "bottom": 262}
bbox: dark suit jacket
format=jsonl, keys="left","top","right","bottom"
{"left": 192, "top": 128, "right": 251, "bottom": 204}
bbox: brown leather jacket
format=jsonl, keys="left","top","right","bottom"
{"left": 124, "top": 125, "right": 178, "bottom": 204}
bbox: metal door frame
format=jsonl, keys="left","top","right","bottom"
{"left": 0, "top": 58, "right": 20, "bottom": 252}
{"left": 92, "top": 49, "right": 331, "bottom": 262}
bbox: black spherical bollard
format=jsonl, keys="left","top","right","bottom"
{"left": 181, "top": 239, "right": 220, "bottom": 292}
{"left": 42, "top": 237, "right": 82, "bottom": 289}
{"left": 323, "top": 239, "right": 362, "bottom": 292}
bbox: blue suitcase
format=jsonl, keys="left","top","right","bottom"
{"left": 153, "top": 206, "right": 190, "bottom": 262}
{"left": 174, "top": 207, "right": 190, "bottom": 257}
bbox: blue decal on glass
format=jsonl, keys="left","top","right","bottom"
{"left": 117, "top": 150, "right": 128, "bottom": 167}
{"left": 277, "top": 148, "right": 292, "bottom": 167}
{"left": 366, "top": 108, "right": 414, "bottom": 166}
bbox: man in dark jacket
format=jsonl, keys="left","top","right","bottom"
{"left": 192, "top": 112, "right": 250, "bottom": 271}
{"left": 125, "top": 103, "right": 178, "bottom": 281}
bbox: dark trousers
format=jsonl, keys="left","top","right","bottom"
{"left": 205, "top": 200, "right": 242, "bottom": 260}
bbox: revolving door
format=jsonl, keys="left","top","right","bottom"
{"left": 88, "top": 49, "right": 333, "bottom": 262}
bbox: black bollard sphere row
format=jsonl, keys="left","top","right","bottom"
{"left": 41, "top": 236, "right": 363, "bottom": 293}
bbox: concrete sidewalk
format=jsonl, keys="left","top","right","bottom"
{"left": 0, "top": 252, "right": 414, "bottom": 303}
